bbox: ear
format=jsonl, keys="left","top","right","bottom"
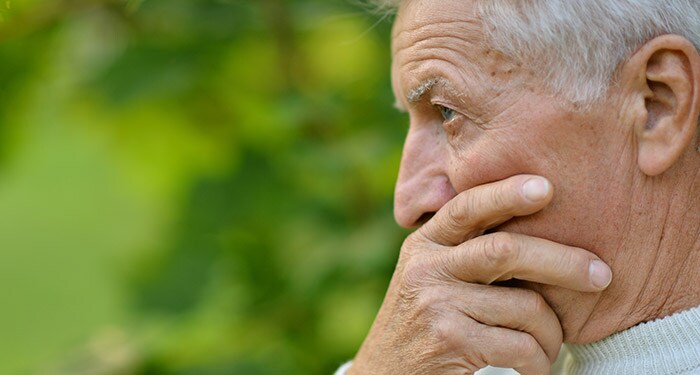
{"left": 620, "top": 35, "right": 700, "bottom": 176}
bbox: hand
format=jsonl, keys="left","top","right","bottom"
{"left": 349, "top": 175, "right": 612, "bottom": 375}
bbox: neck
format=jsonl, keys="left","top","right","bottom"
{"left": 600, "top": 158, "right": 700, "bottom": 331}
{"left": 580, "top": 155, "right": 700, "bottom": 341}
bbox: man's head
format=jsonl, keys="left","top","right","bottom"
{"left": 386, "top": 0, "right": 700, "bottom": 343}
{"left": 379, "top": 0, "right": 700, "bottom": 103}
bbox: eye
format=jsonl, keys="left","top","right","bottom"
{"left": 437, "top": 104, "right": 457, "bottom": 122}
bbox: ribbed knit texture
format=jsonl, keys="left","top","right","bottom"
{"left": 337, "top": 306, "right": 700, "bottom": 374}
{"left": 563, "top": 305, "right": 700, "bottom": 374}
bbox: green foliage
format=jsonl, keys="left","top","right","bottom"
{"left": 0, "top": 1, "right": 408, "bottom": 374}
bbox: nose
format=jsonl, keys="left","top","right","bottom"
{"left": 394, "top": 126, "right": 457, "bottom": 228}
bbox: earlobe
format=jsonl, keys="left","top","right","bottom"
{"left": 626, "top": 35, "right": 700, "bottom": 176}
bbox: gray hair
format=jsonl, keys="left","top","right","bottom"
{"left": 375, "top": 0, "right": 700, "bottom": 106}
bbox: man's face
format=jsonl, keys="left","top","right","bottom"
{"left": 391, "top": 0, "right": 640, "bottom": 343}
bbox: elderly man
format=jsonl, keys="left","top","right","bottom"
{"left": 336, "top": 0, "right": 700, "bottom": 374}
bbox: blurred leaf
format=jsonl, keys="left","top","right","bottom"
{"left": 0, "top": 1, "right": 406, "bottom": 375}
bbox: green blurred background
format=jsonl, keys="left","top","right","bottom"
{"left": 0, "top": 0, "right": 408, "bottom": 374}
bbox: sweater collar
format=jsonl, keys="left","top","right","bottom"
{"left": 563, "top": 305, "right": 700, "bottom": 374}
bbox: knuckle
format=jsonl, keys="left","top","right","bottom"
{"left": 430, "top": 318, "right": 453, "bottom": 344}
{"left": 400, "top": 260, "right": 428, "bottom": 292}
{"left": 489, "top": 184, "right": 511, "bottom": 211}
{"left": 484, "top": 232, "right": 518, "bottom": 269}
{"left": 524, "top": 289, "right": 548, "bottom": 316}
{"left": 403, "top": 230, "right": 428, "bottom": 251}
{"left": 434, "top": 202, "right": 469, "bottom": 245}
{"left": 395, "top": 261, "right": 461, "bottom": 328}
{"left": 402, "top": 254, "right": 457, "bottom": 287}
{"left": 400, "top": 230, "right": 439, "bottom": 261}
{"left": 515, "top": 334, "right": 541, "bottom": 360}
{"left": 428, "top": 315, "right": 464, "bottom": 353}
{"left": 446, "top": 198, "right": 469, "bottom": 229}
{"left": 399, "top": 256, "right": 441, "bottom": 300}
{"left": 410, "top": 289, "right": 444, "bottom": 319}
{"left": 422, "top": 286, "right": 447, "bottom": 305}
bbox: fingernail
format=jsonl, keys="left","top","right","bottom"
{"left": 589, "top": 260, "right": 612, "bottom": 289}
{"left": 522, "top": 178, "right": 550, "bottom": 202}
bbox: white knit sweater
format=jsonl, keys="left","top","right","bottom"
{"left": 561, "top": 305, "right": 700, "bottom": 374}
{"left": 337, "top": 305, "right": 700, "bottom": 374}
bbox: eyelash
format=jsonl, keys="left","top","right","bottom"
{"left": 436, "top": 104, "right": 458, "bottom": 122}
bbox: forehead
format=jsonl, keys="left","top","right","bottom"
{"left": 392, "top": 0, "right": 483, "bottom": 62}
{"left": 390, "top": 0, "right": 514, "bottom": 106}
{"left": 392, "top": 0, "right": 481, "bottom": 44}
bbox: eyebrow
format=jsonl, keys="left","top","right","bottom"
{"left": 394, "top": 77, "right": 453, "bottom": 112}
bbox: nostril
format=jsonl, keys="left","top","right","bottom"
{"left": 416, "top": 212, "right": 436, "bottom": 226}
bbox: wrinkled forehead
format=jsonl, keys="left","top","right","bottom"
{"left": 390, "top": 0, "right": 511, "bottom": 104}
{"left": 391, "top": 0, "right": 483, "bottom": 55}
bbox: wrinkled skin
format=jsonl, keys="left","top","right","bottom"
{"left": 352, "top": 176, "right": 611, "bottom": 374}
{"left": 350, "top": 0, "right": 700, "bottom": 373}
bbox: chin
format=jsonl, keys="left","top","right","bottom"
{"left": 490, "top": 218, "right": 610, "bottom": 344}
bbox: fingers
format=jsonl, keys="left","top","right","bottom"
{"left": 381, "top": 175, "right": 605, "bottom": 373}
{"left": 439, "top": 232, "right": 613, "bottom": 292}
{"left": 418, "top": 175, "right": 552, "bottom": 246}
{"left": 480, "top": 326, "right": 552, "bottom": 375}
{"left": 453, "top": 284, "right": 563, "bottom": 363}
{"left": 442, "top": 316, "right": 551, "bottom": 375}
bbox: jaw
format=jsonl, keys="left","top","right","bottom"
{"left": 522, "top": 282, "right": 607, "bottom": 344}
{"left": 487, "top": 215, "right": 615, "bottom": 344}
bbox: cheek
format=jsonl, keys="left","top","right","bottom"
{"left": 446, "top": 127, "right": 558, "bottom": 190}
{"left": 445, "top": 122, "right": 627, "bottom": 253}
